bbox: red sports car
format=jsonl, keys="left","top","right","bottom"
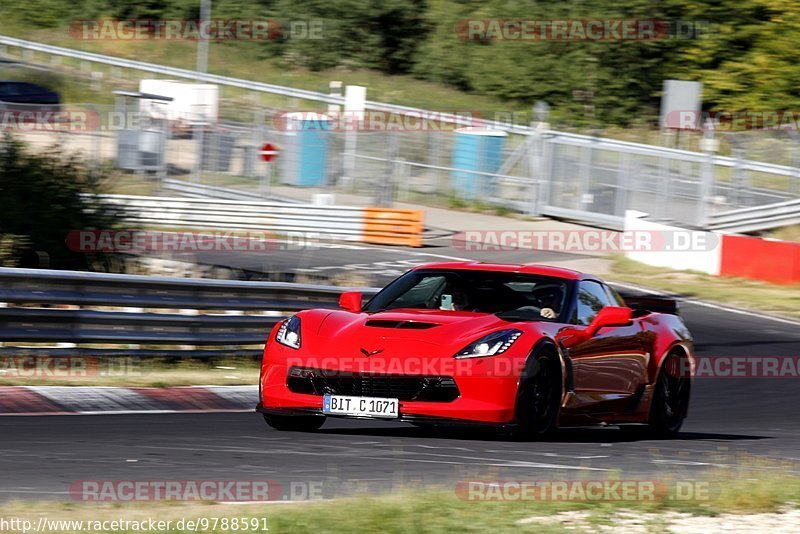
{"left": 257, "top": 262, "right": 693, "bottom": 438}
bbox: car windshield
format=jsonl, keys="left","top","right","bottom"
{"left": 363, "top": 269, "right": 571, "bottom": 322}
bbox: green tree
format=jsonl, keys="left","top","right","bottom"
{"left": 271, "top": 0, "right": 430, "bottom": 72}
{"left": 0, "top": 134, "right": 124, "bottom": 269}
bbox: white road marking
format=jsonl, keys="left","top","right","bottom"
{"left": 486, "top": 450, "right": 609, "bottom": 459}
{"left": 395, "top": 444, "right": 474, "bottom": 452}
{"left": 377, "top": 456, "right": 606, "bottom": 470}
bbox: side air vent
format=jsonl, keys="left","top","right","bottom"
{"left": 364, "top": 320, "right": 440, "bottom": 329}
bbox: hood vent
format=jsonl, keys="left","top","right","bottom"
{"left": 365, "top": 320, "right": 440, "bottom": 330}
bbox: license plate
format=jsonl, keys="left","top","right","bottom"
{"left": 323, "top": 394, "right": 399, "bottom": 418}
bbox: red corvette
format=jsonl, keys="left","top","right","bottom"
{"left": 257, "top": 262, "right": 693, "bottom": 438}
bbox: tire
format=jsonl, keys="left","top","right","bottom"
{"left": 646, "top": 352, "right": 691, "bottom": 438}
{"left": 513, "top": 351, "right": 562, "bottom": 439}
{"left": 263, "top": 413, "right": 326, "bottom": 432}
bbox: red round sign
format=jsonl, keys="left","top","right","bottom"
{"left": 260, "top": 143, "right": 279, "bottom": 162}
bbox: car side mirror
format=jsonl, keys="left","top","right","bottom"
{"left": 585, "top": 306, "right": 633, "bottom": 337}
{"left": 339, "top": 291, "right": 362, "bottom": 313}
{"left": 556, "top": 306, "right": 633, "bottom": 348}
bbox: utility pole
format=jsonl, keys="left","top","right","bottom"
{"left": 192, "top": 0, "right": 211, "bottom": 182}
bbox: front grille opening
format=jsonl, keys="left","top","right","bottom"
{"left": 287, "top": 367, "right": 459, "bottom": 402}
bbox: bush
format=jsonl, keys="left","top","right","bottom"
{"left": 0, "top": 133, "right": 125, "bottom": 269}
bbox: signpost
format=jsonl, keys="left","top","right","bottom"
{"left": 260, "top": 143, "right": 279, "bottom": 197}
{"left": 260, "top": 143, "right": 279, "bottom": 163}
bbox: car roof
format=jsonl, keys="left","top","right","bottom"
{"left": 411, "top": 261, "right": 600, "bottom": 282}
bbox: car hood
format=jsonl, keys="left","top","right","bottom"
{"left": 295, "top": 308, "right": 548, "bottom": 360}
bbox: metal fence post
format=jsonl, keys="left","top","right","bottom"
{"left": 375, "top": 132, "right": 398, "bottom": 206}
{"left": 615, "top": 151, "right": 632, "bottom": 219}
{"left": 697, "top": 118, "right": 718, "bottom": 227}
{"left": 536, "top": 133, "right": 554, "bottom": 215}
{"left": 579, "top": 143, "right": 593, "bottom": 211}
{"left": 657, "top": 155, "right": 670, "bottom": 219}
{"left": 731, "top": 146, "right": 744, "bottom": 208}
{"left": 527, "top": 102, "right": 550, "bottom": 215}
{"left": 526, "top": 129, "right": 541, "bottom": 216}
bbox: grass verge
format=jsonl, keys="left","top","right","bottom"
{"left": 0, "top": 357, "right": 259, "bottom": 387}
{"left": 2, "top": 471, "right": 800, "bottom": 533}
{"left": 610, "top": 255, "right": 800, "bottom": 320}
{"left": 770, "top": 225, "right": 800, "bottom": 242}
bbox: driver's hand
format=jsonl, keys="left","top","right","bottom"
{"left": 540, "top": 307, "right": 556, "bottom": 319}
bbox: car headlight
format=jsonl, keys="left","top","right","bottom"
{"left": 276, "top": 316, "right": 301, "bottom": 349}
{"left": 454, "top": 329, "right": 523, "bottom": 359}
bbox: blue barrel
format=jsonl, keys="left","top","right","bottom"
{"left": 281, "top": 112, "right": 329, "bottom": 187}
{"left": 451, "top": 128, "right": 508, "bottom": 199}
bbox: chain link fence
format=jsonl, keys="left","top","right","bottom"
{"left": 3, "top": 96, "right": 800, "bottom": 230}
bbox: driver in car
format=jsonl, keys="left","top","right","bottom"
{"left": 531, "top": 284, "right": 563, "bottom": 319}
{"left": 439, "top": 287, "right": 472, "bottom": 311}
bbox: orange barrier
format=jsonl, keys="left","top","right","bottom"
{"left": 719, "top": 234, "right": 800, "bottom": 285}
{"left": 363, "top": 208, "right": 425, "bottom": 247}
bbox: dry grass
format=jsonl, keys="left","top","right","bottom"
{"left": 2, "top": 469, "right": 800, "bottom": 533}
{"left": 0, "top": 357, "right": 259, "bottom": 387}
{"left": 610, "top": 255, "right": 800, "bottom": 320}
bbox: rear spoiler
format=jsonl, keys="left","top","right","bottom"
{"left": 621, "top": 295, "right": 680, "bottom": 315}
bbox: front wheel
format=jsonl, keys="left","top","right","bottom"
{"left": 646, "top": 352, "right": 691, "bottom": 438}
{"left": 263, "top": 413, "right": 326, "bottom": 432}
{"left": 513, "top": 352, "right": 562, "bottom": 439}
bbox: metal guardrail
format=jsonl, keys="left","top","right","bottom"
{"left": 707, "top": 198, "right": 800, "bottom": 233}
{"left": 93, "top": 194, "right": 425, "bottom": 246}
{"left": 0, "top": 267, "right": 378, "bottom": 356}
{"left": 161, "top": 178, "right": 303, "bottom": 204}
{"left": 0, "top": 35, "right": 342, "bottom": 105}
{"left": 97, "top": 194, "right": 369, "bottom": 240}
{"left": 162, "top": 179, "right": 269, "bottom": 201}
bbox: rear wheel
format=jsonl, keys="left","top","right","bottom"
{"left": 514, "top": 352, "right": 562, "bottom": 439}
{"left": 263, "top": 413, "right": 326, "bottom": 432}
{"left": 646, "top": 352, "right": 690, "bottom": 438}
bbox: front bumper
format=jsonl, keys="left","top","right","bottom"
{"left": 258, "top": 354, "right": 522, "bottom": 425}
{"left": 256, "top": 404, "right": 516, "bottom": 429}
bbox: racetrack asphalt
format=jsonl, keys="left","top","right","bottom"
{"left": 2, "top": 243, "right": 800, "bottom": 501}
